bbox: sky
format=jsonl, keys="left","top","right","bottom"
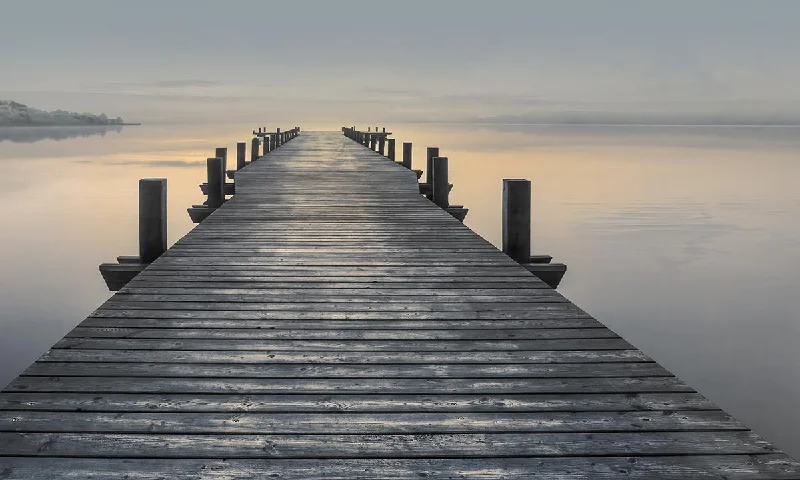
{"left": 2, "top": 0, "right": 800, "bottom": 127}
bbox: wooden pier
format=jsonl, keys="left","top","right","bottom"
{"left": 1, "top": 130, "right": 799, "bottom": 478}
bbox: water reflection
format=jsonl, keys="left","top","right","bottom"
{"left": 0, "top": 125, "right": 123, "bottom": 143}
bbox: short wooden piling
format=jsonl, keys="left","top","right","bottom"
{"left": 251, "top": 138, "right": 259, "bottom": 161}
{"left": 138, "top": 178, "right": 167, "bottom": 263}
{"left": 402, "top": 142, "right": 412, "bottom": 169}
{"left": 502, "top": 179, "right": 531, "bottom": 264}
{"left": 387, "top": 138, "right": 396, "bottom": 161}
{"left": 207, "top": 157, "right": 224, "bottom": 208}
{"left": 425, "top": 147, "right": 439, "bottom": 199}
{"left": 236, "top": 142, "right": 246, "bottom": 170}
{"left": 431, "top": 156, "right": 449, "bottom": 209}
{"left": 276, "top": 128, "right": 282, "bottom": 147}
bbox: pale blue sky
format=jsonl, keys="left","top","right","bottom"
{"left": 2, "top": 0, "right": 799, "bottom": 126}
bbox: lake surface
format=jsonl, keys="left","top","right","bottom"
{"left": 1, "top": 123, "right": 799, "bottom": 457}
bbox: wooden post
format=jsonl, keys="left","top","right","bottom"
{"left": 382, "top": 127, "right": 386, "bottom": 133}
{"left": 432, "top": 157, "right": 449, "bottom": 209}
{"left": 138, "top": 178, "right": 167, "bottom": 263}
{"left": 207, "top": 157, "right": 224, "bottom": 209}
{"left": 276, "top": 128, "right": 282, "bottom": 147}
{"left": 402, "top": 142, "right": 412, "bottom": 169}
{"left": 236, "top": 142, "right": 246, "bottom": 170}
{"left": 379, "top": 135, "right": 386, "bottom": 155}
{"left": 425, "top": 147, "right": 439, "bottom": 199}
{"left": 387, "top": 138, "right": 396, "bottom": 161}
{"left": 215, "top": 147, "right": 227, "bottom": 175}
{"left": 251, "top": 138, "right": 259, "bottom": 162}
{"left": 502, "top": 179, "right": 531, "bottom": 264}
{"left": 370, "top": 135, "right": 377, "bottom": 150}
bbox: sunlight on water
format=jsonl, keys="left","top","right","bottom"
{"left": 1, "top": 123, "right": 799, "bottom": 456}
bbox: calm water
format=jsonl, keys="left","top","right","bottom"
{"left": 1, "top": 123, "right": 799, "bottom": 456}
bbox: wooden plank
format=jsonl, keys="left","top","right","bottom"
{"left": 2, "top": 455, "right": 799, "bottom": 480}
{"left": 77, "top": 317, "right": 603, "bottom": 330}
{"left": 0, "top": 431, "right": 777, "bottom": 457}
{"left": 52, "top": 337, "right": 636, "bottom": 351}
{"left": 21, "top": 362, "right": 670, "bottom": 379}
{"left": 0, "top": 392, "right": 717, "bottom": 413}
{"left": 64, "top": 327, "right": 618, "bottom": 340}
{"left": 0, "top": 410, "right": 741, "bottom": 434}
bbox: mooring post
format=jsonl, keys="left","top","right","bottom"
{"left": 236, "top": 142, "right": 246, "bottom": 170}
{"left": 215, "top": 147, "right": 227, "bottom": 175}
{"left": 370, "top": 135, "right": 377, "bottom": 151}
{"left": 432, "top": 157, "right": 449, "bottom": 209}
{"left": 251, "top": 138, "right": 259, "bottom": 162}
{"left": 402, "top": 142, "right": 412, "bottom": 168}
{"left": 276, "top": 128, "right": 282, "bottom": 147}
{"left": 379, "top": 135, "right": 386, "bottom": 155}
{"left": 382, "top": 127, "right": 386, "bottom": 133}
{"left": 425, "top": 147, "right": 439, "bottom": 199}
{"left": 138, "top": 178, "right": 167, "bottom": 263}
{"left": 387, "top": 138, "right": 396, "bottom": 161}
{"left": 207, "top": 157, "right": 224, "bottom": 209}
{"left": 502, "top": 179, "right": 531, "bottom": 264}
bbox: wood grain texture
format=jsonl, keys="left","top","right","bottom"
{"left": 1, "top": 131, "right": 796, "bottom": 477}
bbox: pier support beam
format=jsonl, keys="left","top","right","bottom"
{"left": 424, "top": 147, "right": 439, "bottom": 200}
{"left": 99, "top": 178, "right": 167, "bottom": 291}
{"left": 432, "top": 157, "right": 449, "bottom": 209}
{"left": 189, "top": 157, "right": 224, "bottom": 223}
{"left": 402, "top": 142, "right": 412, "bottom": 169}
{"left": 251, "top": 138, "right": 259, "bottom": 162}
{"left": 502, "top": 178, "right": 567, "bottom": 288}
{"left": 387, "top": 138, "right": 395, "bottom": 161}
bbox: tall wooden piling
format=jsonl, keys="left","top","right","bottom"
{"left": 425, "top": 147, "right": 439, "bottom": 199}
{"left": 379, "top": 135, "right": 386, "bottom": 155}
{"left": 207, "top": 157, "right": 224, "bottom": 209}
{"left": 236, "top": 142, "right": 246, "bottom": 170}
{"left": 251, "top": 138, "right": 259, "bottom": 162}
{"left": 215, "top": 147, "right": 227, "bottom": 174}
{"left": 387, "top": 138, "right": 396, "bottom": 161}
{"left": 138, "top": 178, "right": 167, "bottom": 263}
{"left": 502, "top": 179, "right": 531, "bottom": 264}
{"left": 370, "top": 135, "right": 377, "bottom": 150}
{"left": 402, "top": 142, "right": 412, "bottom": 169}
{"left": 250, "top": 137, "right": 258, "bottom": 162}
{"left": 431, "top": 157, "right": 449, "bottom": 209}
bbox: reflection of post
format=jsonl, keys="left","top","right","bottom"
{"left": 207, "top": 157, "right": 224, "bottom": 208}
{"left": 387, "top": 139, "right": 396, "bottom": 161}
{"left": 432, "top": 157, "right": 449, "bottom": 209}
{"left": 236, "top": 142, "right": 246, "bottom": 170}
{"left": 402, "top": 142, "right": 412, "bottom": 169}
{"left": 139, "top": 179, "right": 167, "bottom": 263}
{"left": 251, "top": 138, "right": 259, "bottom": 162}
{"left": 502, "top": 179, "right": 531, "bottom": 264}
